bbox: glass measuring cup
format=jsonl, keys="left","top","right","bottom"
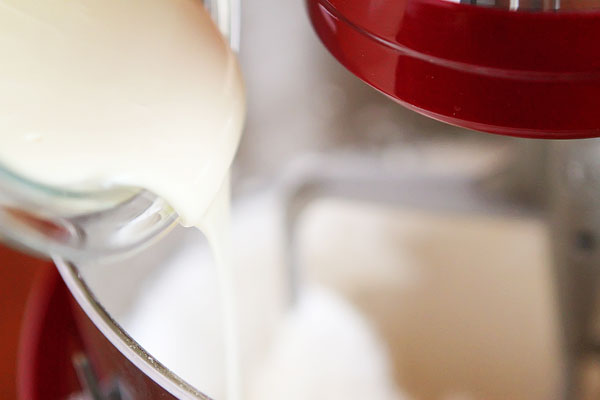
{"left": 0, "top": 0, "right": 240, "bottom": 263}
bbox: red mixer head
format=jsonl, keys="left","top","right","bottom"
{"left": 306, "top": 0, "right": 600, "bottom": 139}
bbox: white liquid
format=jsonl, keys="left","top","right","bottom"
{"left": 0, "top": 0, "right": 244, "bottom": 226}
{"left": 198, "top": 174, "right": 241, "bottom": 400}
{"left": 125, "top": 193, "right": 408, "bottom": 400}
{"left": 0, "top": 1, "right": 244, "bottom": 399}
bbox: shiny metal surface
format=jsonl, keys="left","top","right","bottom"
{"left": 549, "top": 140, "right": 600, "bottom": 400}
{"left": 457, "top": 0, "right": 600, "bottom": 11}
{"left": 55, "top": 257, "right": 210, "bottom": 400}
{"left": 281, "top": 151, "right": 539, "bottom": 302}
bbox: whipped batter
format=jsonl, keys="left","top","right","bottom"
{"left": 0, "top": 1, "right": 245, "bottom": 399}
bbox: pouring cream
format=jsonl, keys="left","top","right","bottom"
{"left": 0, "top": 0, "right": 244, "bottom": 226}
{"left": 0, "top": 0, "right": 245, "bottom": 399}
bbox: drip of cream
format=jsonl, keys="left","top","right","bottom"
{"left": 0, "top": 1, "right": 245, "bottom": 399}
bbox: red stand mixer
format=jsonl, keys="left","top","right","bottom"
{"left": 4, "top": 1, "right": 600, "bottom": 399}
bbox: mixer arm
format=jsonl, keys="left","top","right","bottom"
{"left": 279, "top": 149, "right": 539, "bottom": 302}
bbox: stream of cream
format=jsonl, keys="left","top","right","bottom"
{"left": 197, "top": 173, "right": 241, "bottom": 400}
{"left": 0, "top": 1, "right": 245, "bottom": 399}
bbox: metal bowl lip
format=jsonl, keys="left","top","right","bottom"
{"left": 425, "top": 0, "right": 600, "bottom": 12}
{"left": 54, "top": 257, "right": 212, "bottom": 400}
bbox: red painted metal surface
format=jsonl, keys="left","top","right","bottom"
{"left": 306, "top": 0, "right": 600, "bottom": 138}
{"left": 17, "top": 262, "right": 84, "bottom": 400}
{"left": 71, "top": 294, "right": 179, "bottom": 399}
{"left": 0, "top": 245, "right": 50, "bottom": 399}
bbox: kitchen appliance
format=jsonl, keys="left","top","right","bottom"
{"left": 5, "top": 1, "right": 600, "bottom": 399}
{"left": 302, "top": 1, "right": 600, "bottom": 398}
{"left": 16, "top": 248, "right": 208, "bottom": 400}
{"left": 306, "top": 0, "right": 600, "bottom": 139}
